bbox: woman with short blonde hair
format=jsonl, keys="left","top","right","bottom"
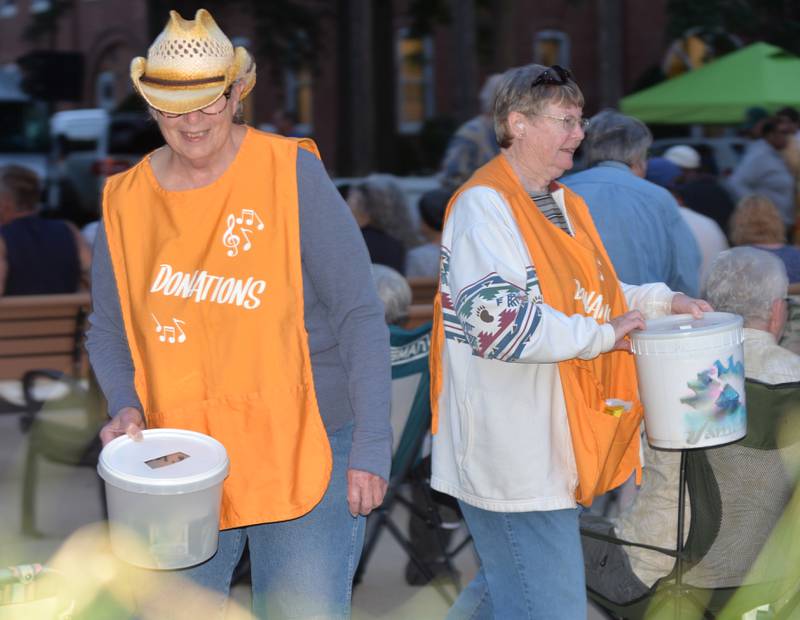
{"left": 729, "top": 194, "right": 800, "bottom": 283}
{"left": 729, "top": 194, "right": 787, "bottom": 245}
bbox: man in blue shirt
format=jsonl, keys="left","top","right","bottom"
{"left": 562, "top": 111, "right": 701, "bottom": 297}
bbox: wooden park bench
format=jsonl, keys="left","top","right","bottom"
{"left": 407, "top": 276, "right": 438, "bottom": 305}
{"left": 0, "top": 292, "right": 91, "bottom": 389}
{"left": 0, "top": 292, "right": 106, "bottom": 534}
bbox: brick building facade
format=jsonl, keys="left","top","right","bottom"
{"left": 0, "top": 0, "right": 669, "bottom": 175}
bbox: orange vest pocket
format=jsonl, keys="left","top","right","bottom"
{"left": 146, "top": 385, "right": 332, "bottom": 529}
{"left": 565, "top": 362, "right": 643, "bottom": 506}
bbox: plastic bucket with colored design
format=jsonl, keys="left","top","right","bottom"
{"left": 98, "top": 429, "right": 229, "bottom": 569}
{"left": 630, "top": 312, "right": 747, "bottom": 449}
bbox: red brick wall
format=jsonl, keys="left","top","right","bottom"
{"left": 0, "top": 0, "right": 671, "bottom": 173}
{"left": 0, "top": 0, "right": 148, "bottom": 107}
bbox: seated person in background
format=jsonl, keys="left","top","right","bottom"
{"left": 405, "top": 188, "right": 449, "bottom": 278}
{"left": 347, "top": 175, "right": 420, "bottom": 274}
{"left": 438, "top": 74, "right": 502, "bottom": 192}
{"left": 0, "top": 165, "right": 90, "bottom": 296}
{"left": 561, "top": 110, "right": 701, "bottom": 297}
{"left": 646, "top": 157, "right": 728, "bottom": 292}
{"left": 582, "top": 246, "right": 800, "bottom": 604}
{"left": 729, "top": 194, "right": 800, "bottom": 283}
{"left": 371, "top": 263, "right": 412, "bottom": 326}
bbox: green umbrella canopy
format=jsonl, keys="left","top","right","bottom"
{"left": 620, "top": 42, "right": 800, "bottom": 124}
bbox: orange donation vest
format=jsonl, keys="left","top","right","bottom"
{"left": 103, "top": 128, "right": 332, "bottom": 529}
{"left": 430, "top": 154, "right": 643, "bottom": 506}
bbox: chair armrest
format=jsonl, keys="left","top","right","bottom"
{"left": 580, "top": 526, "right": 679, "bottom": 558}
{"left": 19, "top": 369, "right": 88, "bottom": 432}
{"left": 23, "top": 369, "right": 86, "bottom": 401}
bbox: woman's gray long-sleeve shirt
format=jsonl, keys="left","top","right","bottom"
{"left": 86, "top": 148, "right": 392, "bottom": 481}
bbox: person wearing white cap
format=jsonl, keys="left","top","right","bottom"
{"left": 663, "top": 144, "right": 701, "bottom": 170}
{"left": 86, "top": 8, "right": 391, "bottom": 619}
{"left": 663, "top": 144, "right": 736, "bottom": 233}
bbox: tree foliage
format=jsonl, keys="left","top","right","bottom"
{"left": 23, "top": 0, "right": 75, "bottom": 42}
{"left": 24, "top": 0, "right": 327, "bottom": 72}
{"left": 667, "top": 0, "right": 800, "bottom": 55}
{"left": 146, "top": 0, "right": 328, "bottom": 72}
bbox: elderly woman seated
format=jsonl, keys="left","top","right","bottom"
{"left": 582, "top": 246, "right": 800, "bottom": 604}
{"left": 348, "top": 175, "right": 421, "bottom": 275}
{"left": 370, "top": 264, "right": 412, "bottom": 326}
{"left": 729, "top": 194, "right": 800, "bottom": 283}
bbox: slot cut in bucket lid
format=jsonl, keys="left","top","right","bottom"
{"left": 98, "top": 428, "right": 229, "bottom": 495}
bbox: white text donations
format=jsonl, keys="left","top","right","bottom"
{"left": 150, "top": 263, "right": 266, "bottom": 310}
{"left": 573, "top": 278, "right": 612, "bottom": 322}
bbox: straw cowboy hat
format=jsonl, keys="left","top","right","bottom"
{"left": 130, "top": 8, "right": 256, "bottom": 115}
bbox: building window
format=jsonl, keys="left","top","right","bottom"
{"left": 533, "top": 30, "right": 571, "bottom": 68}
{"left": 396, "top": 28, "right": 434, "bottom": 134}
{"left": 284, "top": 65, "right": 313, "bottom": 135}
{"left": 0, "top": 0, "right": 17, "bottom": 18}
{"left": 30, "top": 0, "right": 51, "bottom": 13}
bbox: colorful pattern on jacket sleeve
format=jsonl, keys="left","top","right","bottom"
{"left": 440, "top": 246, "right": 542, "bottom": 361}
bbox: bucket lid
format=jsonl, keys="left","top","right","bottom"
{"left": 98, "top": 429, "right": 229, "bottom": 494}
{"left": 630, "top": 311, "right": 743, "bottom": 341}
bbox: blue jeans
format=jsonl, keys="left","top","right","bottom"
{"left": 144, "top": 422, "right": 365, "bottom": 620}
{"left": 448, "top": 502, "right": 586, "bottom": 620}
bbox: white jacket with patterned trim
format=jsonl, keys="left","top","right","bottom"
{"left": 431, "top": 185, "right": 677, "bottom": 512}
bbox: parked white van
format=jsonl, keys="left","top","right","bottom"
{"left": 50, "top": 108, "right": 163, "bottom": 223}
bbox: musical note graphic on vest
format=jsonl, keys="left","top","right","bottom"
{"left": 236, "top": 208, "right": 264, "bottom": 230}
{"left": 240, "top": 227, "right": 252, "bottom": 252}
{"left": 152, "top": 313, "right": 187, "bottom": 344}
{"left": 222, "top": 209, "right": 264, "bottom": 257}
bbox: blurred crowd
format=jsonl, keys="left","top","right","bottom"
{"left": 343, "top": 98, "right": 800, "bottom": 362}
{"left": 5, "top": 60, "right": 800, "bottom": 618}
{"left": 5, "top": 81, "right": 800, "bottom": 325}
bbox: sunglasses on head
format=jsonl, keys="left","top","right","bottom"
{"left": 531, "top": 65, "right": 573, "bottom": 88}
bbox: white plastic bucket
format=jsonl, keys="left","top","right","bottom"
{"left": 630, "top": 312, "right": 747, "bottom": 449}
{"left": 98, "top": 429, "right": 229, "bottom": 569}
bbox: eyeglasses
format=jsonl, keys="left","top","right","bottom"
{"left": 531, "top": 65, "right": 573, "bottom": 88}
{"left": 156, "top": 90, "right": 232, "bottom": 119}
{"left": 535, "top": 112, "right": 589, "bottom": 133}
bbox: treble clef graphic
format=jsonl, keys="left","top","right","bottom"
{"left": 222, "top": 214, "right": 240, "bottom": 257}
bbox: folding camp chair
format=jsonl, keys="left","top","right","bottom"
{"left": 20, "top": 371, "right": 107, "bottom": 536}
{"left": 583, "top": 379, "right": 800, "bottom": 619}
{"left": 354, "top": 322, "right": 471, "bottom": 602}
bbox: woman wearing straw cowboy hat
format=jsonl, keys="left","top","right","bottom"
{"left": 86, "top": 8, "right": 391, "bottom": 619}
